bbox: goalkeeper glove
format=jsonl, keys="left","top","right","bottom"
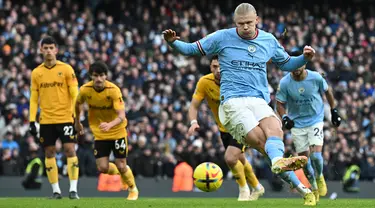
{"left": 331, "top": 108, "right": 341, "bottom": 127}
{"left": 29, "top": 122, "right": 38, "bottom": 137}
{"left": 282, "top": 115, "right": 295, "bottom": 130}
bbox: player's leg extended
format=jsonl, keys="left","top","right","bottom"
{"left": 256, "top": 117, "right": 307, "bottom": 174}
{"left": 260, "top": 155, "right": 316, "bottom": 206}
{"left": 236, "top": 127, "right": 265, "bottom": 200}
{"left": 308, "top": 122, "right": 326, "bottom": 197}
{"left": 96, "top": 153, "right": 130, "bottom": 190}
{"left": 113, "top": 138, "right": 138, "bottom": 200}
{"left": 221, "top": 131, "right": 250, "bottom": 201}
{"left": 279, "top": 171, "right": 316, "bottom": 206}
{"left": 291, "top": 127, "right": 319, "bottom": 201}
{"left": 243, "top": 129, "right": 315, "bottom": 206}
{"left": 219, "top": 99, "right": 306, "bottom": 173}
{"left": 240, "top": 126, "right": 265, "bottom": 190}
{"left": 238, "top": 152, "right": 265, "bottom": 200}
{"left": 311, "top": 146, "right": 326, "bottom": 196}
{"left": 224, "top": 146, "right": 250, "bottom": 201}
{"left": 299, "top": 151, "right": 319, "bottom": 202}
{"left": 115, "top": 159, "right": 138, "bottom": 200}
{"left": 95, "top": 140, "right": 120, "bottom": 175}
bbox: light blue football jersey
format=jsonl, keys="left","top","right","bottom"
{"left": 170, "top": 28, "right": 308, "bottom": 104}
{"left": 276, "top": 70, "right": 328, "bottom": 128}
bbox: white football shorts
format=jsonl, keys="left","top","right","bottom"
{"left": 291, "top": 122, "right": 324, "bottom": 153}
{"left": 218, "top": 97, "right": 280, "bottom": 144}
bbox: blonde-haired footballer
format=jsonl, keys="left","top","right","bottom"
{"left": 74, "top": 61, "right": 138, "bottom": 200}
{"left": 29, "top": 36, "right": 79, "bottom": 199}
{"left": 187, "top": 55, "right": 264, "bottom": 201}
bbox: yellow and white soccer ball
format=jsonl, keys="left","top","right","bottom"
{"left": 193, "top": 162, "right": 223, "bottom": 192}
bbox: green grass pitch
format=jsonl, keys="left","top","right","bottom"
{"left": 0, "top": 198, "right": 374, "bottom": 208}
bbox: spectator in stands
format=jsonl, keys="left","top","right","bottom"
{"left": 2, "top": 131, "right": 19, "bottom": 153}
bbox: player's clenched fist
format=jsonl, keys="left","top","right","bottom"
{"left": 303, "top": 45, "right": 316, "bottom": 61}
{"left": 188, "top": 122, "right": 200, "bottom": 137}
{"left": 162, "top": 29, "right": 180, "bottom": 43}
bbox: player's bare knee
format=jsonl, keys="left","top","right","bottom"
{"left": 44, "top": 146, "right": 56, "bottom": 158}
{"left": 245, "top": 128, "right": 264, "bottom": 148}
{"left": 224, "top": 152, "right": 238, "bottom": 168}
{"left": 97, "top": 164, "right": 109, "bottom": 173}
{"left": 117, "top": 165, "right": 127, "bottom": 174}
{"left": 310, "top": 145, "right": 322, "bottom": 153}
{"left": 298, "top": 151, "right": 310, "bottom": 158}
{"left": 116, "top": 163, "right": 127, "bottom": 174}
{"left": 64, "top": 147, "right": 76, "bottom": 157}
{"left": 115, "top": 159, "right": 127, "bottom": 173}
{"left": 238, "top": 153, "right": 247, "bottom": 165}
{"left": 260, "top": 117, "right": 283, "bottom": 138}
{"left": 264, "top": 126, "right": 283, "bottom": 138}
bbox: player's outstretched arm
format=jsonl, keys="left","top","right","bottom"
{"left": 276, "top": 46, "right": 316, "bottom": 72}
{"left": 162, "top": 29, "right": 201, "bottom": 56}
{"left": 187, "top": 98, "right": 202, "bottom": 136}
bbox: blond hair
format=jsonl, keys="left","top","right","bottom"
{"left": 234, "top": 3, "right": 257, "bottom": 20}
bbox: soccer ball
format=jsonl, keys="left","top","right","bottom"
{"left": 193, "top": 162, "right": 223, "bottom": 192}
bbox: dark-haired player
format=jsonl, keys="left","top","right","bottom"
{"left": 29, "top": 36, "right": 79, "bottom": 199}
{"left": 75, "top": 61, "right": 139, "bottom": 200}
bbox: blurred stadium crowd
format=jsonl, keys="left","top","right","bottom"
{"left": 0, "top": 0, "right": 375, "bottom": 182}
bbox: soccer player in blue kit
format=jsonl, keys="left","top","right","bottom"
{"left": 276, "top": 51, "right": 341, "bottom": 202}
{"left": 163, "top": 3, "right": 318, "bottom": 206}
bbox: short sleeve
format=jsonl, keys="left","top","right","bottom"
{"left": 318, "top": 74, "right": 328, "bottom": 93}
{"left": 66, "top": 65, "right": 78, "bottom": 87}
{"left": 192, "top": 78, "right": 206, "bottom": 101}
{"left": 275, "top": 81, "right": 288, "bottom": 103}
{"left": 76, "top": 87, "right": 86, "bottom": 104}
{"left": 112, "top": 87, "right": 125, "bottom": 111}
{"left": 31, "top": 70, "right": 39, "bottom": 91}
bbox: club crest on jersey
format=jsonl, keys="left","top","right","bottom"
{"left": 58, "top": 72, "right": 63, "bottom": 77}
{"left": 298, "top": 87, "right": 305, "bottom": 94}
{"left": 248, "top": 45, "right": 257, "bottom": 53}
